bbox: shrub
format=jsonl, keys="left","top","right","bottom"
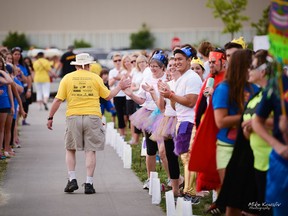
{"left": 73, "top": 39, "right": 91, "bottom": 48}
{"left": 2, "top": 31, "right": 30, "bottom": 50}
{"left": 130, "top": 23, "right": 155, "bottom": 49}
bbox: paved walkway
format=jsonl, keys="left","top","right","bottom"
{"left": 0, "top": 102, "right": 165, "bottom": 216}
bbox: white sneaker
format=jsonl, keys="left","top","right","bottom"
{"left": 128, "top": 138, "right": 137, "bottom": 145}
{"left": 143, "top": 179, "right": 149, "bottom": 190}
{"left": 14, "top": 143, "right": 21, "bottom": 148}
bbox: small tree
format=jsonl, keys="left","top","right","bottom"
{"left": 206, "top": 0, "right": 249, "bottom": 39}
{"left": 73, "top": 39, "right": 91, "bottom": 48}
{"left": 2, "top": 31, "right": 30, "bottom": 50}
{"left": 251, "top": 6, "right": 270, "bottom": 35}
{"left": 130, "top": 23, "right": 155, "bottom": 49}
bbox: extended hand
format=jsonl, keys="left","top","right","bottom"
{"left": 26, "top": 91, "right": 32, "bottom": 99}
{"left": 142, "top": 82, "right": 154, "bottom": 93}
{"left": 119, "top": 77, "right": 131, "bottom": 90}
{"left": 47, "top": 120, "right": 53, "bottom": 130}
{"left": 203, "top": 87, "right": 214, "bottom": 97}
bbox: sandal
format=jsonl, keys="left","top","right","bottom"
{"left": 206, "top": 202, "right": 225, "bottom": 215}
{"left": 0, "top": 153, "right": 6, "bottom": 160}
{"left": 4, "top": 151, "right": 11, "bottom": 158}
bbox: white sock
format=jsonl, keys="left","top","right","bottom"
{"left": 68, "top": 171, "right": 76, "bottom": 181}
{"left": 86, "top": 176, "right": 93, "bottom": 184}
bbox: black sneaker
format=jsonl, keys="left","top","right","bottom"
{"left": 44, "top": 103, "right": 49, "bottom": 111}
{"left": 183, "top": 194, "right": 201, "bottom": 205}
{"left": 83, "top": 183, "right": 96, "bottom": 194}
{"left": 64, "top": 179, "right": 79, "bottom": 193}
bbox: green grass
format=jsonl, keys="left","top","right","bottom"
{"left": 0, "top": 160, "right": 7, "bottom": 184}
{"left": 105, "top": 112, "right": 216, "bottom": 215}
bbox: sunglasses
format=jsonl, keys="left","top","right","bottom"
{"left": 113, "top": 59, "right": 121, "bottom": 63}
{"left": 131, "top": 60, "right": 136, "bottom": 64}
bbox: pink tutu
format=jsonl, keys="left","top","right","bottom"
{"left": 142, "top": 108, "right": 162, "bottom": 132}
{"left": 150, "top": 116, "right": 177, "bottom": 142}
{"left": 146, "top": 112, "right": 164, "bottom": 134}
{"left": 129, "top": 107, "right": 153, "bottom": 130}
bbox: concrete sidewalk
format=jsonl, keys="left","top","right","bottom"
{"left": 0, "top": 102, "right": 165, "bottom": 216}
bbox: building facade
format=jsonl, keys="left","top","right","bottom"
{"left": 0, "top": 0, "right": 270, "bottom": 50}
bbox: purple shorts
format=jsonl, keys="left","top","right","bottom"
{"left": 174, "top": 121, "right": 193, "bottom": 155}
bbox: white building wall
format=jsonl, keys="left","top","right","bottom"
{"left": 0, "top": 0, "right": 270, "bottom": 50}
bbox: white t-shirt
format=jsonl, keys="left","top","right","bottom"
{"left": 164, "top": 80, "right": 177, "bottom": 117}
{"left": 174, "top": 69, "right": 202, "bottom": 123}
{"left": 142, "top": 67, "right": 152, "bottom": 79}
{"left": 131, "top": 68, "right": 144, "bottom": 95}
{"left": 137, "top": 73, "right": 166, "bottom": 110}
{"left": 109, "top": 68, "right": 125, "bottom": 97}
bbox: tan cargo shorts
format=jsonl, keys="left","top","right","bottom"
{"left": 64, "top": 115, "right": 105, "bottom": 151}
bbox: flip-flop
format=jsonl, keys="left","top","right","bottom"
{"left": 0, "top": 154, "right": 7, "bottom": 160}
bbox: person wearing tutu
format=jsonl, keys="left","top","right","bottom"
{"left": 150, "top": 56, "right": 183, "bottom": 197}
{"left": 124, "top": 50, "right": 169, "bottom": 190}
{"left": 158, "top": 45, "right": 202, "bottom": 204}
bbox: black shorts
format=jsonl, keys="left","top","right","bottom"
{"left": 0, "top": 108, "right": 11, "bottom": 113}
{"left": 126, "top": 99, "right": 136, "bottom": 116}
{"left": 144, "top": 131, "right": 158, "bottom": 156}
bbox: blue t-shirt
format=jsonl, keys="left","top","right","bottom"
{"left": 0, "top": 84, "right": 11, "bottom": 109}
{"left": 16, "top": 64, "right": 30, "bottom": 87}
{"left": 13, "top": 77, "right": 24, "bottom": 119}
{"left": 256, "top": 75, "right": 288, "bottom": 143}
{"left": 212, "top": 81, "right": 259, "bottom": 144}
{"left": 17, "top": 64, "right": 29, "bottom": 77}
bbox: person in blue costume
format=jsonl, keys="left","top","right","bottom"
{"left": 253, "top": 66, "right": 288, "bottom": 216}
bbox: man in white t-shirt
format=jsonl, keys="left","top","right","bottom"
{"left": 159, "top": 44, "right": 202, "bottom": 204}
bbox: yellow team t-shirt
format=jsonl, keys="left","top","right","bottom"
{"left": 243, "top": 91, "right": 272, "bottom": 171}
{"left": 56, "top": 69, "right": 110, "bottom": 117}
{"left": 33, "top": 58, "right": 51, "bottom": 83}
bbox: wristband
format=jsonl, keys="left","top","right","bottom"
{"left": 47, "top": 117, "right": 53, "bottom": 120}
{"left": 169, "top": 91, "right": 175, "bottom": 99}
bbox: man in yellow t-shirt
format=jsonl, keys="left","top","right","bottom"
{"left": 46, "top": 53, "right": 130, "bottom": 194}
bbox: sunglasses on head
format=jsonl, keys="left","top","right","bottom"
{"left": 250, "top": 63, "right": 267, "bottom": 71}
{"left": 113, "top": 59, "right": 121, "bottom": 63}
{"left": 11, "top": 47, "right": 22, "bottom": 52}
